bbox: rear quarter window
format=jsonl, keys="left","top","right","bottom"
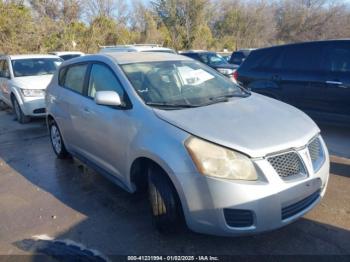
{"left": 58, "top": 67, "right": 67, "bottom": 86}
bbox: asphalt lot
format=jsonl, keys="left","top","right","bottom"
{"left": 0, "top": 108, "right": 349, "bottom": 258}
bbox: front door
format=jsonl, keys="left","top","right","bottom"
{"left": 74, "top": 63, "right": 132, "bottom": 180}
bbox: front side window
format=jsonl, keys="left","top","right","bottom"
{"left": 121, "top": 60, "right": 247, "bottom": 108}
{"left": 64, "top": 64, "right": 88, "bottom": 94}
{"left": 88, "top": 64, "right": 125, "bottom": 99}
{"left": 11, "top": 58, "right": 62, "bottom": 77}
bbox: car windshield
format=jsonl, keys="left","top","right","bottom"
{"left": 12, "top": 58, "right": 63, "bottom": 77}
{"left": 121, "top": 60, "right": 248, "bottom": 109}
{"left": 200, "top": 53, "right": 228, "bottom": 66}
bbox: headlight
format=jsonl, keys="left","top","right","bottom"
{"left": 185, "top": 137, "right": 258, "bottom": 181}
{"left": 21, "top": 89, "right": 45, "bottom": 97}
{"left": 217, "top": 68, "right": 234, "bottom": 75}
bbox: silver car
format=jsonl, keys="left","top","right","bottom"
{"left": 46, "top": 52, "right": 330, "bottom": 236}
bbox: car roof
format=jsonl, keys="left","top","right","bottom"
{"left": 65, "top": 52, "right": 191, "bottom": 66}
{"left": 49, "top": 51, "right": 84, "bottom": 56}
{"left": 100, "top": 45, "right": 175, "bottom": 53}
{"left": 256, "top": 39, "right": 350, "bottom": 52}
{"left": 106, "top": 52, "right": 192, "bottom": 64}
{"left": 5, "top": 54, "right": 61, "bottom": 60}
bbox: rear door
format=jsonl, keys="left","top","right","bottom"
{"left": 275, "top": 43, "right": 325, "bottom": 111}
{"left": 58, "top": 63, "right": 90, "bottom": 151}
{"left": 322, "top": 41, "right": 350, "bottom": 122}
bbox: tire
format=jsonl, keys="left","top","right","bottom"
{"left": 49, "top": 120, "right": 69, "bottom": 159}
{"left": 148, "top": 164, "right": 183, "bottom": 233}
{"left": 11, "top": 96, "right": 30, "bottom": 124}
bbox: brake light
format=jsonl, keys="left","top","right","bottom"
{"left": 233, "top": 70, "right": 238, "bottom": 81}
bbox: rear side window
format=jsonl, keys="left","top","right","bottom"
{"left": 241, "top": 48, "right": 282, "bottom": 71}
{"left": 63, "top": 64, "right": 88, "bottom": 94}
{"left": 323, "top": 42, "right": 350, "bottom": 72}
{"left": 279, "top": 44, "right": 322, "bottom": 71}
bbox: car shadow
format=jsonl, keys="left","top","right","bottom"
{"left": 0, "top": 111, "right": 349, "bottom": 258}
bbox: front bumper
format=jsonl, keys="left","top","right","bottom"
{"left": 18, "top": 95, "right": 46, "bottom": 117}
{"left": 178, "top": 139, "right": 330, "bottom": 236}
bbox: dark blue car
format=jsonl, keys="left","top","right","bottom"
{"left": 235, "top": 40, "right": 350, "bottom": 125}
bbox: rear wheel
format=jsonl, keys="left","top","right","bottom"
{"left": 12, "top": 96, "right": 30, "bottom": 124}
{"left": 148, "top": 164, "right": 183, "bottom": 233}
{"left": 49, "top": 120, "right": 69, "bottom": 159}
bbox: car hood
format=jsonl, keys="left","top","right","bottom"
{"left": 153, "top": 93, "right": 320, "bottom": 158}
{"left": 12, "top": 75, "right": 54, "bottom": 90}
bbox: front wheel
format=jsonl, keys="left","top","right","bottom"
{"left": 148, "top": 165, "right": 183, "bottom": 233}
{"left": 49, "top": 120, "right": 69, "bottom": 159}
{"left": 12, "top": 96, "right": 30, "bottom": 124}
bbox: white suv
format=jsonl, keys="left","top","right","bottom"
{"left": 0, "top": 54, "right": 62, "bottom": 123}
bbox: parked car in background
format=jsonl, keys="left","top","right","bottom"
{"left": 181, "top": 50, "right": 237, "bottom": 80}
{"left": 235, "top": 40, "right": 350, "bottom": 125}
{"left": 229, "top": 49, "right": 254, "bottom": 67}
{"left": 218, "top": 52, "right": 231, "bottom": 62}
{"left": 0, "top": 54, "right": 62, "bottom": 123}
{"left": 99, "top": 44, "right": 176, "bottom": 54}
{"left": 46, "top": 52, "right": 329, "bottom": 236}
{"left": 49, "top": 51, "right": 84, "bottom": 61}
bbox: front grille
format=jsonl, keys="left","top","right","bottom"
{"left": 268, "top": 152, "right": 307, "bottom": 180}
{"left": 223, "top": 209, "right": 254, "bottom": 227}
{"left": 308, "top": 136, "right": 325, "bottom": 172}
{"left": 282, "top": 190, "right": 320, "bottom": 220}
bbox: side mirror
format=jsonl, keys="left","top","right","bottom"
{"left": 94, "top": 91, "right": 122, "bottom": 107}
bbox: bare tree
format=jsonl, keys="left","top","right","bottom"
{"left": 83, "top": 0, "right": 128, "bottom": 23}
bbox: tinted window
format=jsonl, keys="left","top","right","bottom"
{"left": 242, "top": 48, "right": 282, "bottom": 70}
{"left": 88, "top": 64, "right": 124, "bottom": 99}
{"left": 64, "top": 64, "right": 88, "bottom": 94}
{"left": 11, "top": 58, "right": 62, "bottom": 77}
{"left": 279, "top": 44, "right": 321, "bottom": 71}
{"left": 324, "top": 43, "right": 350, "bottom": 72}
{"left": 230, "top": 52, "right": 245, "bottom": 65}
{"left": 60, "top": 54, "right": 81, "bottom": 61}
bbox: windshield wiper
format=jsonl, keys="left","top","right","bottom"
{"left": 146, "top": 102, "right": 199, "bottom": 108}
